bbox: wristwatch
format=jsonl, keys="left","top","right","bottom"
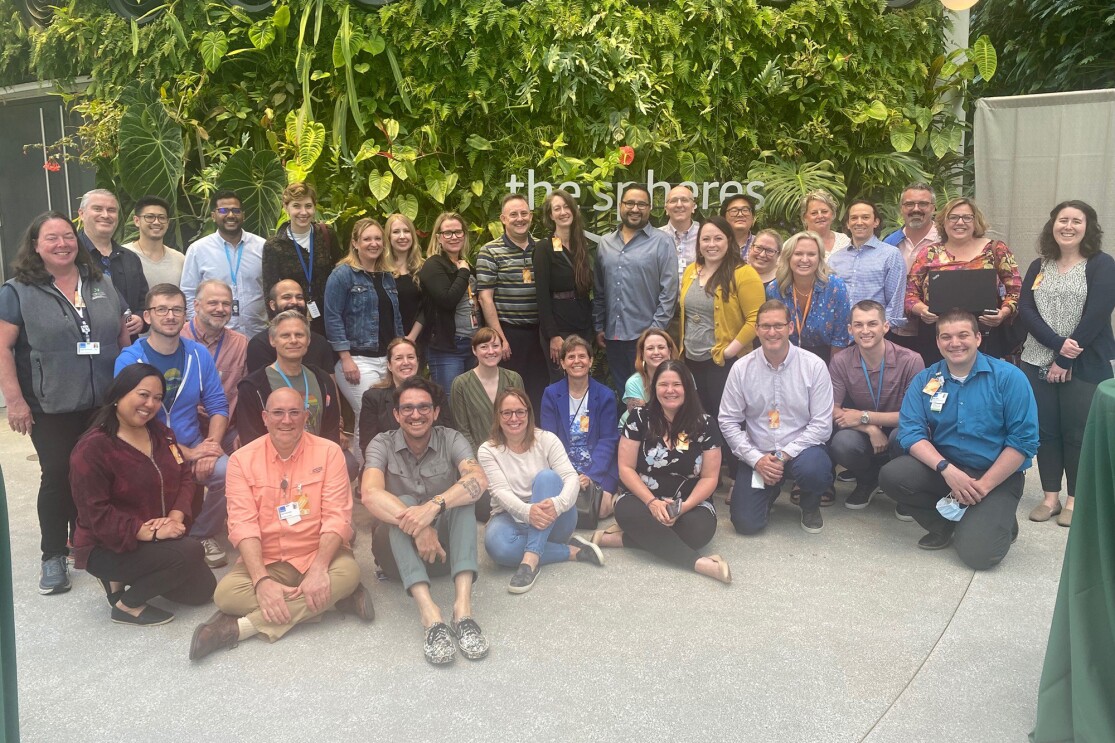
{"left": 860, "top": 411, "right": 870, "bottom": 425}
{"left": 432, "top": 495, "right": 447, "bottom": 514}
{"left": 935, "top": 459, "right": 950, "bottom": 473}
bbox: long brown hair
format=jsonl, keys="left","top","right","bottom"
{"left": 488, "top": 388, "right": 536, "bottom": 450}
{"left": 12, "top": 211, "right": 103, "bottom": 285}
{"left": 696, "top": 216, "right": 744, "bottom": 301}
{"left": 644, "top": 360, "right": 706, "bottom": 446}
{"left": 541, "top": 190, "right": 592, "bottom": 295}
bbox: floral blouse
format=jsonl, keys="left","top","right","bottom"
{"left": 621, "top": 407, "right": 718, "bottom": 514}
{"left": 904, "top": 240, "right": 1021, "bottom": 315}
{"left": 766, "top": 276, "right": 851, "bottom": 352}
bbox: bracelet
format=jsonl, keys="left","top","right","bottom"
{"left": 253, "top": 575, "right": 275, "bottom": 591}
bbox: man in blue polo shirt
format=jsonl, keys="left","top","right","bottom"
{"left": 879, "top": 309, "right": 1038, "bottom": 569}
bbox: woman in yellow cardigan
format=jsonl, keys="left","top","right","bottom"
{"left": 680, "top": 215, "right": 766, "bottom": 479}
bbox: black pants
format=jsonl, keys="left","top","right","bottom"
{"left": 828, "top": 428, "right": 901, "bottom": 488}
{"left": 501, "top": 321, "right": 547, "bottom": 411}
{"left": 1022, "top": 362, "right": 1098, "bottom": 496}
{"left": 614, "top": 495, "right": 716, "bottom": 569}
{"left": 85, "top": 539, "right": 216, "bottom": 609}
{"left": 687, "top": 356, "right": 738, "bottom": 475}
{"left": 29, "top": 408, "right": 94, "bottom": 559}
{"left": 879, "top": 455, "right": 1023, "bottom": 570}
{"left": 605, "top": 339, "right": 639, "bottom": 393}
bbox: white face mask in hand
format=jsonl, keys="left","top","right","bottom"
{"left": 936, "top": 494, "right": 968, "bottom": 522}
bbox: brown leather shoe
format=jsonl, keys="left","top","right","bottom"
{"left": 189, "top": 611, "right": 240, "bottom": 661}
{"left": 335, "top": 582, "right": 375, "bottom": 621}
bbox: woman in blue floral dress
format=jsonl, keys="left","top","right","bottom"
{"left": 766, "top": 230, "right": 851, "bottom": 362}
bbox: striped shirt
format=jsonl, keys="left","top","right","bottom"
{"left": 475, "top": 234, "right": 538, "bottom": 325}
{"left": 827, "top": 236, "right": 908, "bottom": 328}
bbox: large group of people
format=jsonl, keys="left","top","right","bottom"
{"left": 2, "top": 178, "right": 1110, "bottom": 666}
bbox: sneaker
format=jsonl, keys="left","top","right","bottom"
{"left": 451, "top": 617, "right": 490, "bottom": 660}
{"left": 508, "top": 563, "right": 539, "bottom": 594}
{"left": 917, "top": 532, "right": 953, "bottom": 550}
{"left": 38, "top": 555, "right": 71, "bottom": 595}
{"left": 844, "top": 482, "right": 876, "bottom": 510}
{"left": 423, "top": 622, "right": 456, "bottom": 665}
{"left": 837, "top": 470, "right": 857, "bottom": 483}
{"left": 895, "top": 504, "right": 914, "bottom": 522}
{"left": 200, "top": 538, "right": 228, "bottom": 568}
{"left": 111, "top": 604, "right": 174, "bottom": 626}
{"left": 800, "top": 508, "right": 824, "bottom": 534}
{"left": 570, "top": 535, "right": 604, "bottom": 567}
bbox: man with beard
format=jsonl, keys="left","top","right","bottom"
{"left": 594, "top": 185, "right": 678, "bottom": 390}
{"left": 883, "top": 183, "right": 939, "bottom": 351}
{"left": 181, "top": 190, "right": 267, "bottom": 337}
{"left": 77, "top": 189, "right": 147, "bottom": 339}
{"left": 180, "top": 279, "right": 249, "bottom": 443}
{"left": 246, "top": 279, "right": 335, "bottom": 374}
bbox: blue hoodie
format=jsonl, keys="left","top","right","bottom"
{"left": 114, "top": 337, "right": 228, "bottom": 447}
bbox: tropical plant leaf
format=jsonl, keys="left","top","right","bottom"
{"left": 368, "top": 168, "right": 393, "bottom": 201}
{"left": 199, "top": 31, "right": 228, "bottom": 73}
{"left": 118, "top": 88, "right": 184, "bottom": 207}
{"left": 746, "top": 158, "right": 845, "bottom": 227}
{"left": 427, "top": 175, "right": 448, "bottom": 205}
{"left": 396, "top": 193, "right": 418, "bottom": 221}
{"left": 272, "top": 5, "right": 291, "bottom": 31}
{"left": 890, "top": 121, "right": 916, "bottom": 153}
{"left": 217, "top": 149, "right": 287, "bottom": 237}
{"left": 249, "top": 20, "right": 276, "bottom": 50}
{"left": 285, "top": 110, "right": 325, "bottom": 172}
{"left": 466, "top": 134, "right": 492, "bottom": 151}
{"left": 970, "top": 35, "right": 997, "bottom": 82}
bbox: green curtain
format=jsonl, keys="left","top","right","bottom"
{"left": 0, "top": 465, "right": 21, "bottom": 742}
{"left": 1030, "top": 379, "right": 1115, "bottom": 742}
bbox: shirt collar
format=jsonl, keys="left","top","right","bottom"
{"left": 390, "top": 426, "right": 441, "bottom": 456}
{"left": 266, "top": 432, "right": 308, "bottom": 464}
{"left": 761, "top": 344, "right": 796, "bottom": 371}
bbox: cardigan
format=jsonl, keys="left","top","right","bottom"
{"left": 417, "top": 253, "right": 474, "bottom": 352}
{"left": 69, "top": 421, "right": 195, "bottom": 569}
{"left": 450, "top": 367, "right": 524, "bottom": 452}
{"left": 539, "top": 377, "right": 620, "bottom": 494}
{"left": 679, "top": 262, "right": 765, "bottom": 365}
{"left": 261, "top": 223, "right": 343, "bottom": 335}
{"left": 1018, "top": 253, "right": 1115, "bottom": 385}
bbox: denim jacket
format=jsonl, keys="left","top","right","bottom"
{"left": 323, "top": 264, "right": 404, "bottom": 353}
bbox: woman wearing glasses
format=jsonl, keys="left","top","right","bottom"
{"left": 479, "top": 389, "right": 604, "bottom": 594}
{"left": 765, "top": 231, "right": 852, "bottom": 362}
{"left": 720, "top": 194, "right": 758, "bottom": 259}
{"left": 384, "top": 213, "right": 425, "bottom": 342}
{"left": 746, "top": 229, "right": 784, "bottom": 287}
{"left": 0, "top": 212, "right": 130, "bottom": 595}
{"left": 533, "top": 190, "right": 595, "bottom": 382}
{"left": 418, "top": 212, "right": 478, "bottom": 396}
{"left": 800, "top": 189, "right": 851, "bottom": 255}
{"left": 905, "top": 197, "right": 1021, "bottom": 362}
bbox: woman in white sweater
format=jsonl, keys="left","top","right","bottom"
{"left": 478, "top": 388, "right": 604, "bottom": 593}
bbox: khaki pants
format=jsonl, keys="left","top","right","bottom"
{"left": 214, "top": 550, "right": 360, "bottom": 642}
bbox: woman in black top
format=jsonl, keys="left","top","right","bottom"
{"left": 384, "top": 213, "right": 425, "bottom": 340}
{"left": 533, "top": 190, "right": 594, "bottom": 382}
{"left": 358, "top": 337, "right": 455, "bottom": 455}
{"left": 417, "top": 212, "right": 478, "bottom": 397}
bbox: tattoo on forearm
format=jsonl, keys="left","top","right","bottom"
{"left": 462, "top": 477, "right": 483, "bottom": 499}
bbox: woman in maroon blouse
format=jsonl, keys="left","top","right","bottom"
{"left": 70, "top": 363, "right": 216, "bottom": 626}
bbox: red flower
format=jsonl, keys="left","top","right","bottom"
{"left": 43, "top": 159, "right": 62, "bottom": 172}
{"left": 618, "top": 146, "right": 635, "bottom": 166}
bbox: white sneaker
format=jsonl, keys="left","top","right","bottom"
{"left": 201, "top": 538, "right": 228, "bottom": 568}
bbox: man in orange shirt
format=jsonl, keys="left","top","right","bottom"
{"left": 189, "top": 387, "right": 372, "bottom": 661}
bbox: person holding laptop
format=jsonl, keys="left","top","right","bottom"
{"left": 904, "top": 197, "right": 1021, "bottom": 364}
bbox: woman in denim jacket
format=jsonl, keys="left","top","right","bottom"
{"left": 324, "top": 218, "right": 404, "bottom": 459}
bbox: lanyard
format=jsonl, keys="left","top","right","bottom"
{"left": 272, "top": 363, "right": 310, "bottom": 410}
{"left": 793, "top": 285, "right": 813, "bottom": 340}
{"left": 288, "top": 225, "right": 315, "bottom": 297}
{"left": 190, "top": 320, "right": 225, "bottom": 365}
{"left": 222, "top": 239, "right": 245, "bottom": 289}
{"left": 859, "top": 354, "right": 886, "bottom": 412}
{"left": 56, "top": 275, "right": 91, "bottom": 342}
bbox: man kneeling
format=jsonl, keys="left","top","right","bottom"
{"left": 190, "top": 388, "right": 372, "bottom": 661}
{"left": 362, "top": 377, "right": 490, "bottom": 665}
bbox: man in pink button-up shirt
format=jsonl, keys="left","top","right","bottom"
{"left": 189, "top": 387, "right": 371, "bottom": 661}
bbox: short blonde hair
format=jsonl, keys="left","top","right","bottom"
{"left": 936, "top": 197, "right": 989, "bottom": 239}
{"left": 799, "top": 189, "right": 840, "bottom": 223}
{"left": 774, "top": 230, "right": 831, "bottom": 294}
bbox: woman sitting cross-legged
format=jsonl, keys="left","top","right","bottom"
{"left": 597, "top": 360, "right": 731, "bottom": 584}
{"left": 478, "top": 389, "right": 605, "bottom": 594}
{"left": 540, "top": 335, "right": 619, "bottom": 526}
{"left": 69, "top": 363, "right": 217, "bottom": 625}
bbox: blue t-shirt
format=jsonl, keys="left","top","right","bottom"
{"left": 141, "top": 339, "right": 186, "bottom": 410}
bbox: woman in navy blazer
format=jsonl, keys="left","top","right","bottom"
{"left": 540, "top": 335, "right": 620, "bottom": 520}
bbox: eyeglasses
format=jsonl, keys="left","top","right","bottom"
{"left": 758, "top": 323, "right": 789, "bottom": 332}
{"left": 215, "top": 207, "right": 243, "bottom": 216}
{"left": 621, "top": 201, "right": 650, "bottom": 210}
{"left": 140, "top": 214, "right": 169, "bottom": 224}
{"left": 499, "top": 409, "right": 529, "bottom": 420}
{"left": 438, "top": 229, "right": 465, "bottom": 238}
{"left": 148, "top": 306, "right": 186, "bottom": 317}
{"left": 750, "top": 246, "right": 777, "bottom": 257}
{"left": 266, "top": 409, "right": 304, "bottom": 420}
{"left": 946, "top": 214, "right": 975, "bottom": 224}
{"left": 901, "top": 201, "right": 933, "bottom": 210}
{"left": 397, "top": 403, "right": 434, "bottom": 415}
{"left": 726, "top": 207, "right": 753, "bottom": 217}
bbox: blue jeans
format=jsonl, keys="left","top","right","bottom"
{"left": 729, "top": 444, "right": 833, "bottom": 534}
{"left": 484, "top": 470, "right": 576, "bottom": 567}
{"left": 428, "top": 336, "right": 476, "bottom": 401}
{"left": 189, "top": 453, "right": 230, "bottom": 539}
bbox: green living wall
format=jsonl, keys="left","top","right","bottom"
{"left": 2, "top": 0, "right": 995, "bottom": 243}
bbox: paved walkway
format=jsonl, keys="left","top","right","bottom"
{"left": 2, "top": 422, "right": 1062, "bottom": 742}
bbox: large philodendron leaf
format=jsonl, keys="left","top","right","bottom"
{"left": 117, "top": 86, "right": 184, "bottom": 207}
{"left": 217, "top": 149, "right": 287, "bottom": 237}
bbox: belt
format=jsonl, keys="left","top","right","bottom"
{"left": 551, "top": 291, "right": 577, "bottom": 300}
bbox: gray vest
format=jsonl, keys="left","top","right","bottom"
{"left": 5, "top": 271, "right": 122, "bottom": 414}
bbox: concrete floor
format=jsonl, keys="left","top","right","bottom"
{"left": 1, "top": 420, "right": 1064, "bottom": 743}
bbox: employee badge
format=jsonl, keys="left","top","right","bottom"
{"left": 930, "top": 391, "right": 948, "bottom": 412}
{"left": 676, "top": 432, "right": 690, "bottom": 452}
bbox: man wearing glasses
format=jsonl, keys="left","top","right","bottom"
{"left": 181, "top": 190, "right": 268, "bottom": 337}
{"left": 77, "top": 188, "right": 148, "bottom": 339}
{"left": 362, "top": 377, "right": 490, "bottom": 665}
{"left": 720, "top": 194, "right": 758, "bottom": 261}
{"left": 123, "top": 195, "right": 185, "bottom": 288}
{"left": 883, "top": 182, "right": 939, "bottom": 351}
{"left": 594, "top": 185, "right": 678, "bottom": 390}
{"left": 719, "top": 299, "right": 835, "bottom": 535}
{"left": 115, "top": 284, "right": 231, "bottom": 568}
{"left": 190, "top": 386, "right": 371, "bottom": 661}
